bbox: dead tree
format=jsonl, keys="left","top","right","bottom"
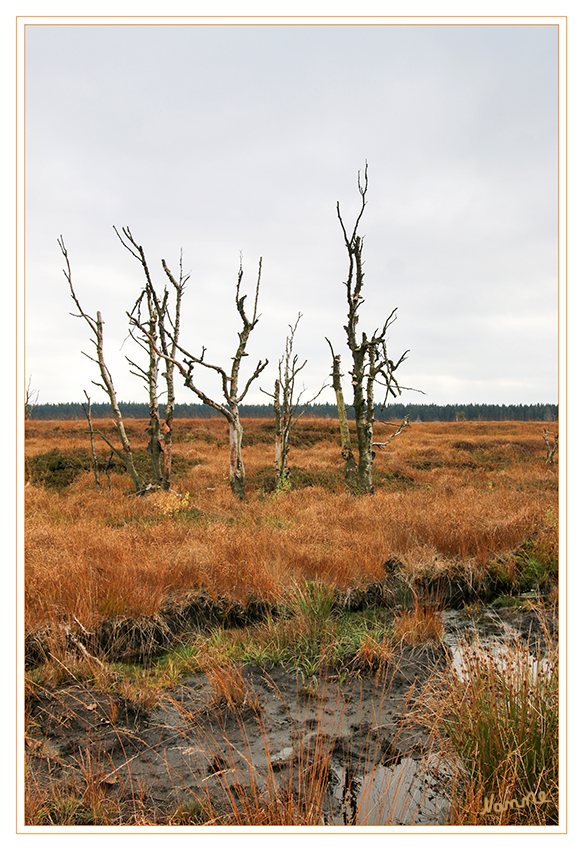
{"left": 262, "top": 314, "right": 326, "bottom": 490}
{"left": 114, "top": 226, "right": 187, "bottom": 490}
{"left": 81, "top": 390, "right": 100, "bottom": 488}
{"left": 131, "top": 255, "right": 267, "bottom": 501}
{"left": 333, "top": 163, "right": 410, "bottom": 494}
{"left": 25, "top": 376, "right": 39, "bottom": 420}
{"left": 59, "top": 236, "right": 145, "bottom": 494}
{"left": 543, "top": 428, "right": 558, "bottom": 465}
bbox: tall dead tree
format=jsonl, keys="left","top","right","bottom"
{"left": 332, "top": 163, "right": 409, "bottom": 494}
{"left": 59, "top": 236, "right": 145, "bottom": 494}
{"left": 262, "top": 314, "right": 326, "bottom": 490}
{"left": 115, "top": 226, "right": 187, "bottom": 490}
{"left": 131, "top": 255, "right": 267, "bottom": 501}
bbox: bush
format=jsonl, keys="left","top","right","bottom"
{"left": 25, "top": 448, "right": 96, "bottom": 489}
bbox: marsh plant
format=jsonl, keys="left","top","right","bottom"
{"left": 417, "top": 627, "right": 558, "bottom": 825}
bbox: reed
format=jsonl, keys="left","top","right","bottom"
{"left": 415, "top": 622, "right": 558, "bottom": 825}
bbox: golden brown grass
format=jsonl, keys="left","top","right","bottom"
{"left": 206, "top": 664, "right": 257, "bottom": 712}
{"left": 392, "top": 604, "right": 444, "bottom": 646}
{"left": 25, "top": 418, "right": 557, "bottom": 639}
{"left": 23, "top": 417, "right": 559, "bottom": 827}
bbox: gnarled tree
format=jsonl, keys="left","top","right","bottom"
{"left": 332, "top": 163, "right": 409, "bottom": 494}
{"left": 131, "top": 255, "right": 267, "bottom": 501}
{"left": 115, "top": 226, "right": 187, "bottom": 490}
{"left": 60, "top": 236, "right": 145, "bottom": 494}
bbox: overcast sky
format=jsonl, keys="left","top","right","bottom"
{"left": 24, "top": 22, "right": 559, "bottom": 408}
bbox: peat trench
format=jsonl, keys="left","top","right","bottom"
{"left": 26, "top": 605, "right": 556, "bottom": 826}
{"left": 25, "top": 560, "right": 546, "bottom": 670}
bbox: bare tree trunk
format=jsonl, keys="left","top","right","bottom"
{"left": 81, "top": 390, "right": 100, "bottom": 488}
{"left": 351, "top": 342, "right": 374, "bottom": 493}
{"left": 60, "top": 236, "right": 145, "bottom": 494}
{"left": 326, "top": 339, "right": 359, "bottom": 493}
{"left": 145, "top": 295, "right": 163, "bottom": 487}
{"left": 274, "top": 378, "right": 283, "bottom": 477}
{"left": 543, "top": 428, "right": 558, "bottom": 465}
{"left": 229, "top": 413, "right": 246, "bottom": 500}
{"left": 92, "top": 310, "right": 145, "bottom": 494}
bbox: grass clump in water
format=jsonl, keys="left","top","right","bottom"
{"left": 420, "top": 626, "right": 558, "bottom": 825}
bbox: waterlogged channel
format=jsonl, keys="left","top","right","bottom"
{"left": 331, "top": 753, "right": 456, "bottom": 826}
{"left": 27, "top": 604, "right": 556, "bottom": 826}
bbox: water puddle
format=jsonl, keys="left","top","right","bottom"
{"left": 328, "top": 606, "right": 552, "bottom": 825}
{"left": 441, "top": 608, "right": 551, "bottom": 682}
{"left": 331, "top": 753, "right": 454, "bottom": 825}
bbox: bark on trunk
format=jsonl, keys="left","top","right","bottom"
{"left": 329, "top": 346, "right": 359, "bottom": 494}
{"left": 229, "top": 415, "right": 247, "bottom": 500}
{"left": 274, "top": 378, "right": 283, "bottom": 481}
{"left": 147, "top": 414, "right": 162, "bottom": 487}
{"left": 146, "top": 304, "right": 162, "bottom": 487}
{"left": 160, "top": 420, "right": 173, "bottom": 490}
{"left": 94, "top": 312, "right": 145, "bottom": 494}
{"left": 273, "top": 378, "right": 293, "bottom": 489}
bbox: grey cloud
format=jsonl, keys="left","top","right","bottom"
{"left": 25, "top": 23, "right": 558, "bottom": 407}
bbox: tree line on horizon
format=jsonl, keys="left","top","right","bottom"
{"left": 28, "top": 401, "right": 558, "bottom": 423}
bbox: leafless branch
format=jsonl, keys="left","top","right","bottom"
{"left": 60, "top": 235, "right": 144, "bottom": 494}
{"left": 372, "top": 415, "right": 410, "bottom": 448}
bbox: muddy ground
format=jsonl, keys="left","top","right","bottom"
{"left": 25, "top": 606, "right": 557, "bottom": 827}
{"left": 26, "top": 643, "right": 455, "bottom": 826}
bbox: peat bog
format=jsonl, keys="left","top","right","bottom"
{"left": 24, "top": 417, "right": 559, "bottom": 827}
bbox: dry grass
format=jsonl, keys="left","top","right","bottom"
{"left": 392, "top": 604, "right": 444, "bottom": 646}
{"left": 25, "top": 636, "right": 437, "bottom": 827}
{"left": 23, "top": 416, "right": 560, "bottom": 827}
{"left": 206, "top": 664, "right": 257, "bottom": 712}
{"left": 25, "top": 417, "right": 557, "bottom": 641}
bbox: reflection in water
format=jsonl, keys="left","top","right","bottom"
{"left": 332, "top": 754, "right": 454, "bottom": 826}
{"left": 331, "top": 607, "right": 552, "bottom": 825}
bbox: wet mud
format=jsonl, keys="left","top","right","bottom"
{"left": 26, "top": 644, "right": 452, "bottom": 825}
{"left": 25, "top": 606, "right": 556, "bottom": 826}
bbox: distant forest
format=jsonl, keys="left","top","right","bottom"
{"left": 29, "top": 402, "right": 558, "bottom": 423}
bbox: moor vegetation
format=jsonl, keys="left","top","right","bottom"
{"left": 25, "top": 416, "right": 558, "bottom": 638}
{"left": 24, "top": 416, "right": 559, "bottom": 827}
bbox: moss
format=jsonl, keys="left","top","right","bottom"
{"left": 248, "top": 465, "right": 344, "bottom": 493}
{"left": 26, "top": 447, "right": 197, "bottom": 490}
